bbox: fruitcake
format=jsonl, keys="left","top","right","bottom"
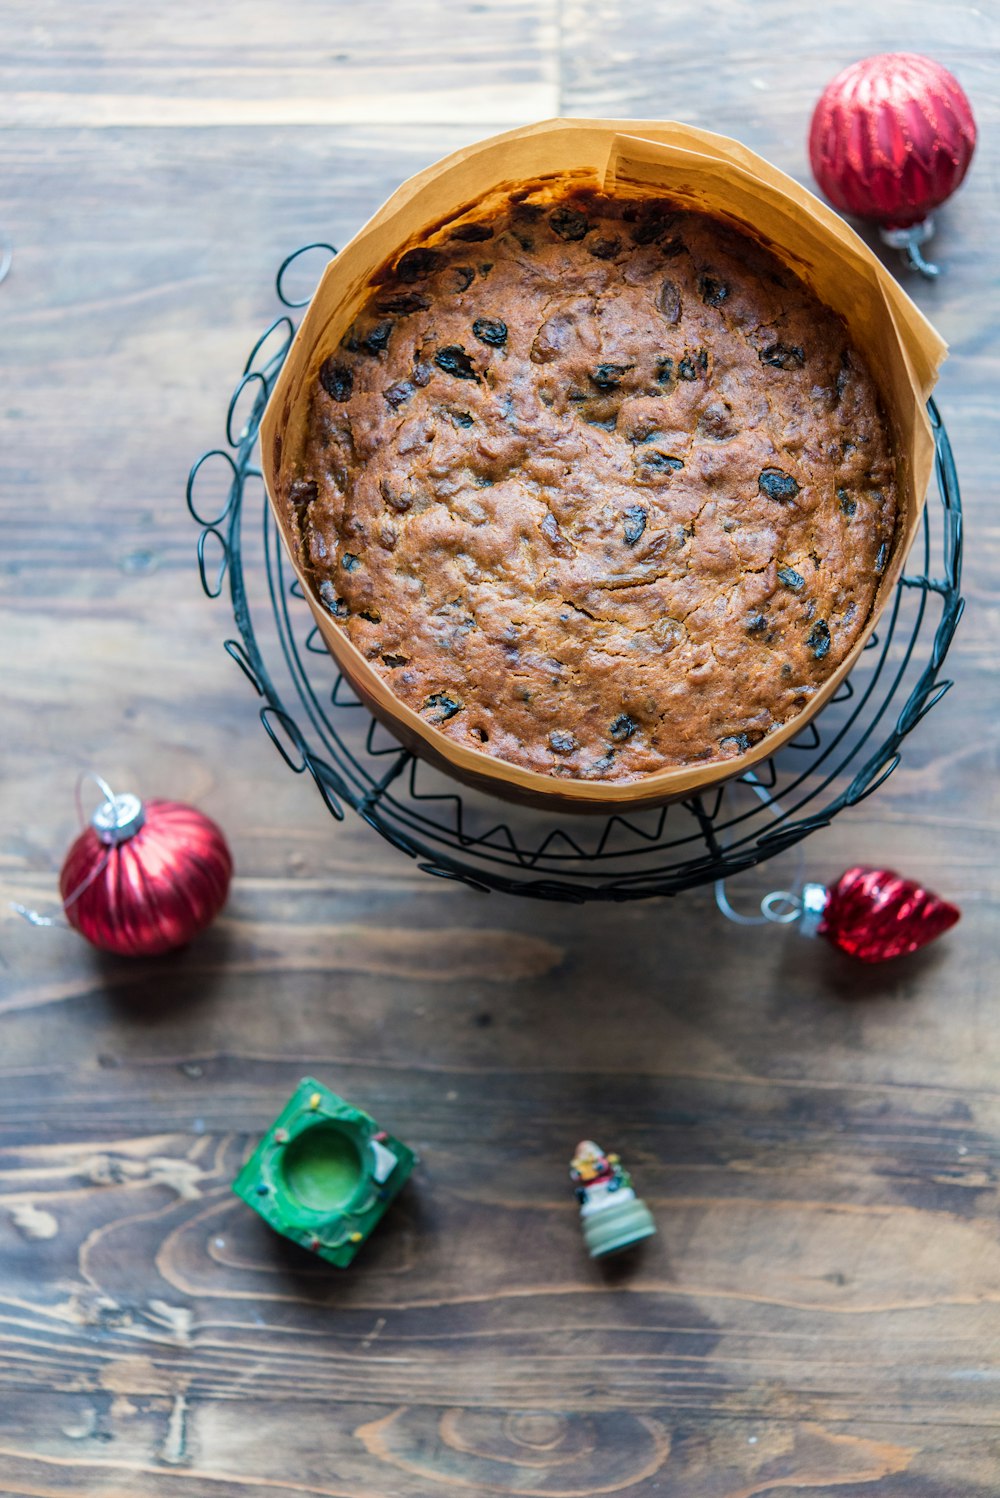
{"left": 280, "top": 183, "right": 897, "bottom": 781}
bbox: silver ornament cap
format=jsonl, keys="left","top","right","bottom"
{"left": 92, "top": 793, "right": 146, "bottom": 845}
{"left": 879, "top": 217, "right": 940, "bottom": 279}
{"left": 798, "top": 881, "right": 830, "bottom": 939}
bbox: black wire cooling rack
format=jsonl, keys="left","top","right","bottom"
{"left": 187, "top": 243, "right": 964, "bottom": 903}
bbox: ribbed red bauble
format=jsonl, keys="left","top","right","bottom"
{"left": 809, "top": 53, "right": 976, "bottom": 276}
{"left": 800, "top": 866, "right": 960, "bottom": 964}
{"left": 60, "top": 787, "right": 233, "bottom": 957}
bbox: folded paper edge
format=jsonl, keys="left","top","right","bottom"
{"left": 605, "top": 127, "right": 947, "bottom": 390}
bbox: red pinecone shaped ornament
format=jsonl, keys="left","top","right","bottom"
{"left": 801, "top": 866, "right": 960, "bottom": 964}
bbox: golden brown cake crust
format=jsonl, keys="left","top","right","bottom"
{"left": 282, "top": 184, "right": 898, "bottom": 781}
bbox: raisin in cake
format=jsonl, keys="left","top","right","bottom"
{"left": 280, "top": 184, "right": 897, "bottom": 781}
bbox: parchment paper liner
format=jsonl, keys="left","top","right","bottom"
{"left": 260, "top": 118, "right": 946, "bottom": 812}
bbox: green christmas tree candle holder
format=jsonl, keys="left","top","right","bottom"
{"left": 233, "top": 1078, "right": 416, "bottom": 1267}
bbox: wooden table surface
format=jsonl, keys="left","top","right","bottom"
{"left": 2, "top": 4, "right": 997, "bottom": 1494}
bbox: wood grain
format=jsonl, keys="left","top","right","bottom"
{"left": 0, "top": 2, "right": 559, "bottom": 127}
{"left": 2, "top": 2, "right": 999, "bottom": 1494}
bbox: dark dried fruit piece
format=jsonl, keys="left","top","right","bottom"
{"left": 472, "top": 317, "right": 508, "bottom": 347}
{"left": 660, "top": 237, "right": 686, "bottom": 259}
{"left": 423, "top": 692, "right": 463, "bottom": 722}
{"left": 446, "top": 408, "right": 474, "bottom": 428}
{"left": 412, "top": 362, "right": 433, "bottom": 387}
{"left": 451, "top": 222, "right": 493, "bottom": 242}
{"left": 434, "top": 345, "right": 479, "bottom": 381}
{"left": 641, "top": 451, "right": 684, "bottom": 472}
{"left": 450, "top": 265, "right": 475, "bottom": 293}
{"left": 698, "top": 275, "right": 729, "bottom": 307}
{"left": 632, "top": 204, "right": 675, "bottom": 245}
{"left": 655, "top": 356, "right": 674, "bottom": 386}
{"left": 745, "top": 614, "right": 768, "bottom": 634}
{"left": 288, "top": 478, "right": 317, "bottom": 518}
{"left": 588, "top": 234, "right": 621, "bottom": 259}
{"left": 341, "top": 552, "right": 361, "bottom": 572}
{"left": 759, "top": 342, "right": 805, "bottom": 370}
{"left": 319, "top": 359, "right": 354, "bottom": 402}
{"left": 807, "top": 619, "right": 831, "bottom": 659}
{"left": 678, "top": 349, "right": 708, "bottom": 380}
{"left": 359, "top": 607, "right": 381, "bottom": 623}
{"left": 721, "top": 733, "right": 751, "bottom": 753}
{"left": 549, "top": 730, "right": 578, "bottom": 754}
{"left": 875, "top": 541, "right": 889, "bottom": 573}
{"left": 318, "top": 581, "right": 349, "bottom": 618}
{"left": 758, "top": 468, "right": 800, "bottom": 502}
{"left": 549, "top": 205, "right": 589, "bottom": 241}
{"left": 835, "top": 353, "right": 851, "bottom": 401}
{"left": 590, "top": 363, "right": 632, "bottom": 391}
{"left": 777, "top": 565, "right": 804, "bottom": 591}
{"left": 837, "top": 487, "right": 857, "bottom": 517}
{"left": 657, "top": 278, "right": 681, "bottom": 323}
{"left": 362, "top": 320, "right": 393, "bottom": 355}
{"left": 609, "top": 713, "right": 637, "bottom": 741}
{"left": 381, "top": 653, "right": 409, "bottom": 668}
{"left": 376, "top": 290, "right": 431, "bottom": 315}
{"left": 384, "top": 381, "right": 414, "bottom": 410}
{"left": 396, "top": 247, "right": 441, "bottom": 282}
{"left": 623, "top": 505, "right": 647, "bottom": 545}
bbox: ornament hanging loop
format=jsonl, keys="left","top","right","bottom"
{"left": 880, "top": 220, "right": 941, "bottom": 280}
{"left": 10, "top": 771, "right": 126, "bottom": 929}
{"left": 715, "top": 881, "right": 804, "bottom": 928}
{"left": 760, "top": 890, "right": 804, "bottom": 925}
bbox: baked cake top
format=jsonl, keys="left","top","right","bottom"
{"left": 282, "top": 184, "right": 897, "bottom": 782}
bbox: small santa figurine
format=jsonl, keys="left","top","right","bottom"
{"left": 570, "top": 1140, "right": 657, "bottom": 1258}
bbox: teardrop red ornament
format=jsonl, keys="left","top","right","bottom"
{"left": 813, "top": 865, "right": 959, "bottom": 964}
{"left": 60, "top": 793, "right": 232, "bottom": 957}
{"left": 809, "top": 53, "right": 976, "bottom": 275}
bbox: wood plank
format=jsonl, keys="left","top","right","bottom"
{"left": 0, "top": 2, "right": 559, "bottom": 127}
{"left": 2, "top": 2, "right": 999, "bottom": 1492}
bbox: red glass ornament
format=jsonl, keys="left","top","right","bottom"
{"left": 809, "top": 52, "right": 976, "bottom": 276}
{"left": 60, "top": 791, "right": 232, "bottom": 957}
{"left": 804, "top": 865, "right": 960, "bottom": 964}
